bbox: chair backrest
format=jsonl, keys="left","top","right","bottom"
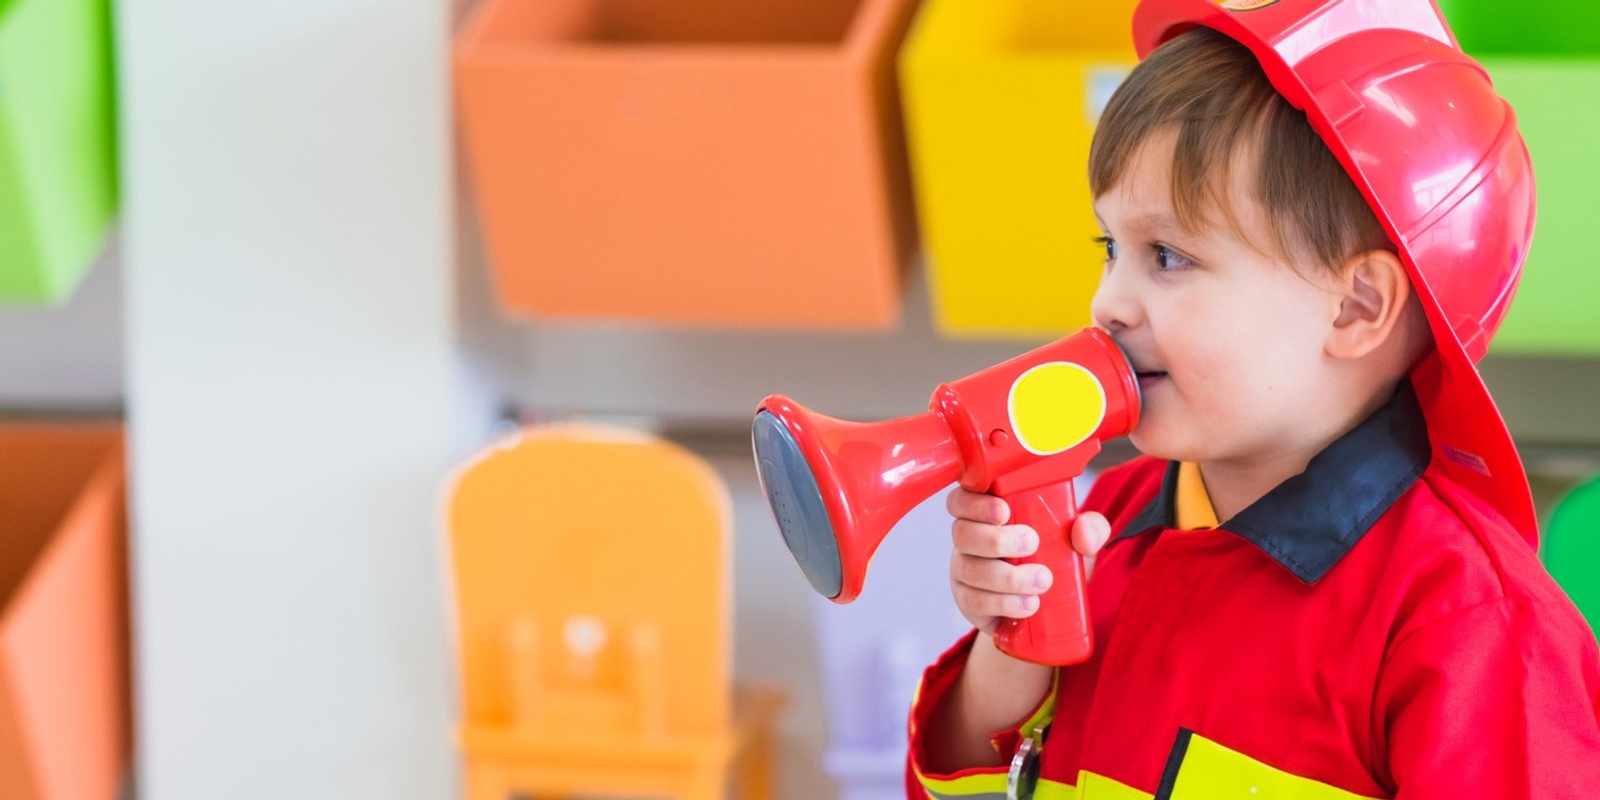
{"left": 1543, "top": 474, "right": 1600, "bottom": 634}
{"left": 444, "top": 423, "right": 731, "bottom": 737}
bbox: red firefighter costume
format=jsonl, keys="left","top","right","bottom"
{"left": 908, "top": 384, "right": 1600, "bottom": 797}
{"left": 907, "top": 0, "right": 1600, "bottom": 796}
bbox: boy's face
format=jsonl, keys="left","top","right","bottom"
{"left": 1090, "top": 130, "right": 1345, "bottom": 468}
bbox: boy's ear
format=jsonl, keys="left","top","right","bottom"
{"left": 1327, "top": 249, "right": 1411, "bottom": 360}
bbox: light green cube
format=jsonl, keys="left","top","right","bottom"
{"left": 1438, "top": 1, "right": 1600, "bottom": 354}
{"left": 1482, "top": 59, "right": 1600, "bottom": 356}
{"left": 0, "top": 0, "right": 118, "bottom": 305}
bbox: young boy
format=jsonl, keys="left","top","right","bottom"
{"left": 908, "top": 1, "right": 1600, "bottom": 797}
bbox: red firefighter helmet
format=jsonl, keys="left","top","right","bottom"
{"left": 1130, "top": 0, "right": 1540, "bottom": 547}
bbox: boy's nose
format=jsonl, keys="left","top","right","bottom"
{"left": 1089, "top": 269, "right": 1141, "bottom": 333}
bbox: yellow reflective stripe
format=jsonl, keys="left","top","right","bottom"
{"left": 1170, "top": 735, "right": 1382, "bottom": 800}
{"left": 923, "top": 769, "right": 1152, "bottom": 800}
{"left": 918, "top": 769, "right": 1009, "bottom": 799}
{"left": 1017, "top": 669, "right": 1061, "bottom": 736}
{"left": 1079, "top": 770, "right": 1154, "bottom": 799}
{"left": 1035, "top": 776, "right": 1084, "bottom": 799}
{"left": 918, "top": 773, "right": 1081, "bottom": 800}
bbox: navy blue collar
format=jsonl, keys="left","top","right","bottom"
{"left": 1113, "top": 382, "right": 1431, "bottom": 583}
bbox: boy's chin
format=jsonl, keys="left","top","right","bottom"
{"left": 1127, "top": 427, "right": 1197, "bottom": 464}
{"left": 1127, "top": 429, "right": 1164, "bottom": 460}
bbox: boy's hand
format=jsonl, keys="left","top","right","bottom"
{"left": 947, "top": 486, "right": 1113, "bottom": 635}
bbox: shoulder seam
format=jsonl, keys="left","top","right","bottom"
{"left": 1411, "top": 472, "right": 1514, "bottom": 599}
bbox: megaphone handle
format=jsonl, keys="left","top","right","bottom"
{"left": 991, "top": 480, "right": 1094, "bottom": 667}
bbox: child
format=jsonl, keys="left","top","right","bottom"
{"left": 908, "top": 1, "right": 1600, "bottom": 797}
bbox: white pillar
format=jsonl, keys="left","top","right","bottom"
{"left": 119, "top": 0, "right": 476, "bottom": 796}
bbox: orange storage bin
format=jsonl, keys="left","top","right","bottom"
{"left": 454, "top": 0, "right": 920, "bottom": 329}
{"left": 0, "top": 422, "right": 129, "bottom": 800}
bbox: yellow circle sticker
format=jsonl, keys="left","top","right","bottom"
{"left": 1008, "top": 363, "right": 1107, "bottom": 456}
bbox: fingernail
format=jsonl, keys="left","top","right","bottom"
{"left": 1022, "top": 596, "right": 1039, "bottom": 614}
{"left": 1014, "top": 531, "right": 1035, "bottom": 556}
{"left": 1032, "top": 567, "right": 1051, "bottom": 590}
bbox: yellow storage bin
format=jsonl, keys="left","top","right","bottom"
{"left": 901, "top": 0, "right": 1138, "bottom": 339}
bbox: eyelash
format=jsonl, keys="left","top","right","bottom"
{"left": 1091, "top": 236, "right": 1193, "bottom": 271}
{"left": 1092, "top": 235, "right": 1117, "bottom": 263}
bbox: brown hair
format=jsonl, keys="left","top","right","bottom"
{"left": 1088, "top": 27, "right": 1392, "bottom": 272}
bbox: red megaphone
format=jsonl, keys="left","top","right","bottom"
{"left": 751, "top": 327, "right": 1139, "bottom": 666}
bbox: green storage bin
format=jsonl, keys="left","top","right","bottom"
{"left": 1438, "top": 1, "right": 1600, "bottom": 354}
{"left": 1541, "top": 475, "right": 1600, "bottom": 636}
{"left": 1438, "top": 0, "right": 1600, "bottom": 57}
{"left": 0, "top": 0, "right": 118, "bottom": 305}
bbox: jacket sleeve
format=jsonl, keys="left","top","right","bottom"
{"left": 1375, "top": 595, "right": 1600, "bottom": 798}
{"left": 904, "top": 630, "right": 1059, "bottom": 799}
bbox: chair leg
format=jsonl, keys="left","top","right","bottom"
{"left": 737, "top": 728, "right": 776, "bottom": 800}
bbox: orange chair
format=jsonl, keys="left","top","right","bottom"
{"left": 443, "top": 424, "right": 785, "bottom": 800}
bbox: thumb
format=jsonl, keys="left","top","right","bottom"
{"left": 1070, "top": 511, "right": 1112, "bottom": 557}
{"left": 1071, "top": 511, "right": 1113, "bottom": 582}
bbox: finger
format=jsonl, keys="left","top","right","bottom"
{"left": 952, "top": 552, "right": 1053, "bottom": 596}
{"left": 952, "top": 520, "right": 1039, "bottom": 559}
{"left": 1070, "top": 511, "right": 1113, "bottom": 556}
{"left": 952, "top": 583, "right": 1041, "bottom": 621}
{"left": 946, "top": 487, "right": 1010, "bottom": 525}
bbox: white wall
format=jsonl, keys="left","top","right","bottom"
{"left": 118, "top": 0, "right": 488, "bottom": 797}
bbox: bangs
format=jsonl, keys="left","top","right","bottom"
{"left": 1087, "top": 27, "right": 1392, "bottom": 271}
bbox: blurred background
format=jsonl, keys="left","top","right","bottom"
{"left": 1, "top": 0, "right": 1596, "bottom": 798}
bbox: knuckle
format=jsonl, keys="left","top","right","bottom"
{"left": 1010, "top": 567, "right": 1035, "bottom": 594}
{"left": 1004, "top": 524, "right": 1037, "bottom": 556}
{"left": 953, "top": 520, "right": 1002, "bottom": 557}
{"left": 953, "top": 585, "right": 993, "bottom": 617}
{"left": 961, "top": 558, "right": 1005, "bottom": 593}
{"left": 951, "top": 554, "right": 982, "bottom": 587}
{"left": 947, "top": 487, "right": 978, "bottom": 516}
{"left": 949, "top": 519, "right": 978, "bottom": 549}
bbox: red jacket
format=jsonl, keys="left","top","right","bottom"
{"left": 908, "top": 384, "right": 1600, "bottom": 798}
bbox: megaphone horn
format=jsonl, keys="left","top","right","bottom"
{"left": 751, "top": 328, "right": 1140, "bottom": 666}
{"left": 752, "top": 398, "right": 963, "bottom": 603}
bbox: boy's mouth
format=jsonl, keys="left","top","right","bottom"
{"left": 1135, "top": 370, "right": 1168, "bottom": 387}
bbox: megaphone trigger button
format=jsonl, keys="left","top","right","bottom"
{"left": 988, "top": 429, "right": 1011, "bottom": 448}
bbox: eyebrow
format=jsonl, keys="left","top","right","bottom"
{"left": 1093, "top": 211, "right": 1188, "bottom": 239}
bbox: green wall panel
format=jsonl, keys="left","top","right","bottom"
{"left": 1439, "top": 1, "right": 1600, "bottom": 354}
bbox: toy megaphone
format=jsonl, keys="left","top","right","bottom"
{"left": 751, "top": 328, "right": 1140, "bottom": 666}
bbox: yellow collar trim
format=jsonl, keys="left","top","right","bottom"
{"left": 1175, "top": 462, "right": 1219, "bottom": 530}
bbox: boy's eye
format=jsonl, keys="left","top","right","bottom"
{"left": 1152, "top": 244, "right": 1192, "bottom": 271}
{"left": 1093, "top": 236, "right": 1117, "bottom": 262}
